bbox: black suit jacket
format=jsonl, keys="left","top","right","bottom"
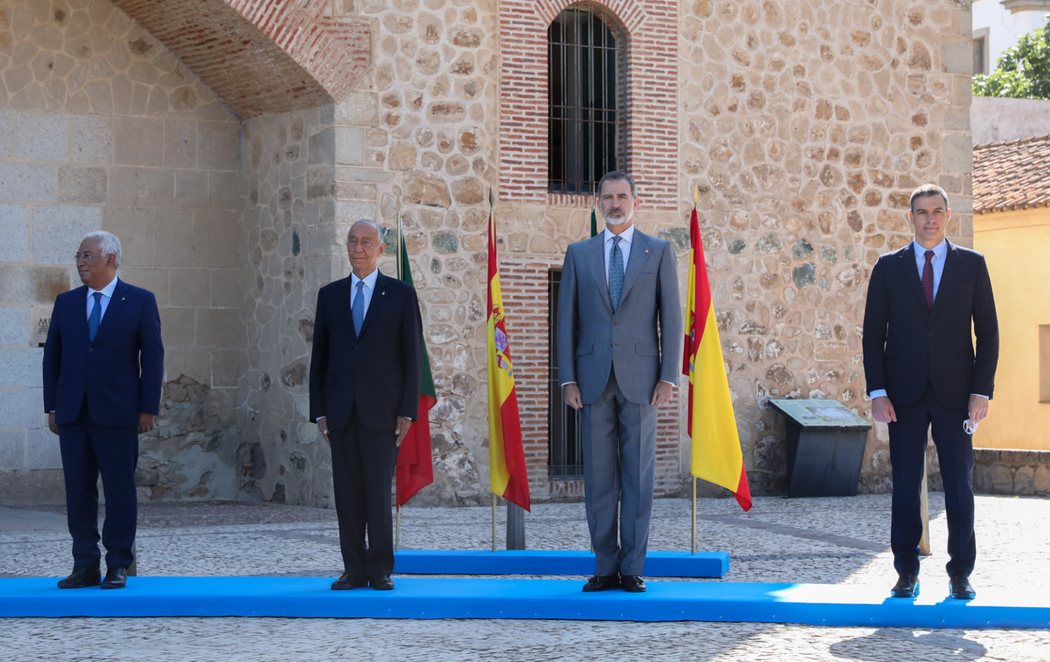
{"left": 42, "top": 280, "right": 164, "bottom": 427}
{"left": 309, "top": 271, "right": 423, "bottom": 431}
{"left": 862, "top": 240, "right": 998, "bottom": 409}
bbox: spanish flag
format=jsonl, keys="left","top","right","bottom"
{"left": 487, "top": 211, "right": 531, "bottom": 511}
{"left": 683, "top": 205, "right": 752, "bottom": 511}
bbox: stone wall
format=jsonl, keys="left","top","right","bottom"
{"left": 0, "top": 0, "right": 243, "bottom": 502}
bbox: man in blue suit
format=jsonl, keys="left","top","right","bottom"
{"left": 310, "top": 220, "right": 422, "bottom": 591}
{"left": 557, "top": 172, "right": 682, "bottom": 593}
{"left": 43, "top": 230, "right": 164, "bottom": 590}
{"left": 863, "top": 184, "right": 998, "bottom": 600}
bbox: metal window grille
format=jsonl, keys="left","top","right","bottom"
{"left": 548, "top": 269, "right": 584, "bottom": 479}
{"left": 548, "top": 8, "right": 619, "bottom": 195}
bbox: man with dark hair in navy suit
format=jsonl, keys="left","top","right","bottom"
{"left": 310, "top": 220, "right": 422, "bottom": 591}
{"left": 863, "top": 184, "right": 998, "bottom": 601}
{"left": 43, "top": 230, "right": 164, "bottom": 590}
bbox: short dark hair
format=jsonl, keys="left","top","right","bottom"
{"left": 909, "top": 184, "right": 949, "bottom": 212}
{"left": 597, "top": 171, "right": 637, "bottom": 198}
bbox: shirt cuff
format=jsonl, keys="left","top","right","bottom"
{"left": 970, "top": 394, "right": 989, "bottom": 400}
{"left": 869, "top": 389, "right": 888, "bottom": 399}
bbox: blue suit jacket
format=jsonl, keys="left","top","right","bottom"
{"left": 42, "top": 280, "right": 164, "bottom": 427}
{"left": 862, "top": 240, "right": 999, "bottom": 409}
{"left": 309, "top": 271, "right": 423, "bottom": 432}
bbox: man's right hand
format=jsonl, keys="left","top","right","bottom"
{"left": 871, "top": 396, "right": 897, "bottom": 424}
{"left": 563, "top": 384, "right": 583, "bottom": 410}
{"left": 47, "top": 412, "right": 58, "bottom": 435}
{"left": 317, "top": 416, "right": 330, "bottom": 443}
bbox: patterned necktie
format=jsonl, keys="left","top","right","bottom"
{"left": 88, "top": 291, "right": 103, "bottom": 342}
{"left": 352, "top": 281, "right": 365, "bottom": 335}
{"left": 609, "top": 235, "right": 624, "bottom": 312}
{"left": 922, "top": 250, "right": 934, "bottom": 309}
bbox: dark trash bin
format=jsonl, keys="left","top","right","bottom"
{"left": 769, "top": 398, "right": 871, "bottom": 497}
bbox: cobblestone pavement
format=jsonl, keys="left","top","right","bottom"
{"left": 1, "top": 494, "right": 1049, "bottom": 661}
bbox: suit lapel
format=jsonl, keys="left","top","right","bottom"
{"left": 94, "top": 280, "right": 130, "bottom": 341}
{"left": 935, "top": 239, "right": 962, "bottom": 312}
{"left": 584, "top": 235, "right": 612, "bottom": 313}
{"left": 359, "top": 271, "right": 391, "bottom": 338}
{"left": 620, "top": 230, "right": 653, "bottom": 304}
{"left": 330, "top": 277, "right": 355, "bottom": 339}
{"left": 897, "top": 244, "right": 927, "bottom": 311}
{"left": 71, "top": 286, "right": 90, "bottom": 339}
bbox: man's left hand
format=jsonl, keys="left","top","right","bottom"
{"left": 395, "top": 416, "right": 412, "bottom": 447}
{"left": 138, "top": 413, "right": 157, "bottom": 434}
{"left": 968, "top": 395, "right": 990, "bottom": 425}
{"left": 650, "top": 381, "right": 674, "bottom": 406}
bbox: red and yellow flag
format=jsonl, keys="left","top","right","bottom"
{"left": 487, "top": 211, "right": 531, "bottom": 511}
{"left": 683, "top": 205, "right": 752, "bottom": 511}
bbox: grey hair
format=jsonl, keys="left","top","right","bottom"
{"left": 346, "top": 219, "right": 385, "bottom": 242}
{"left": 82, "top": 230, "right": 122, "bottom": 268}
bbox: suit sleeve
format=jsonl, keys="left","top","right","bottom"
{"left": 308, "top": 289, "right": 329, "bottom": 423}
{"left": 862, "top": 258, "right": 889, "bottom": 395}
{"left": 42, "top": 299, "right": 62, "bottom": 413}
{"left": 397, "top": 286, "right": 423, "bottom": 420}
{"left": 138, "top": 291, "right": 165, "bottom": 415}
{"left": 657, "top": 242, "right": 682, "bottom": 385}
{"left": 970, "top": 255, "right": 999, "bottom": 398}
{"left": 556, "top": 245, "right": 579, "bottom": 386}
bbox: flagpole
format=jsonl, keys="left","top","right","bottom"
{"left": 395, "top": 505, "right": 401, "bottom": 551}
{"left": 691, "top": 477, "right": 697, "bottom": 554}
{"left": 395, "top": 191, "right": 403, "bottom": 551}
{"left": 690, "top": 184, "right": 701, "bottom": 556}
{"left": 491, "top": 494, "right": 497, "bottom": 552}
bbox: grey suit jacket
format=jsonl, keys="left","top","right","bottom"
{"left": 557, "top": 229, "right": 682, "bottom": 405}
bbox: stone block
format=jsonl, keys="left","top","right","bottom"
{"left": 15, "top": 112, "right": 70, "bottom": 161}
{"left": 159, "top": 306, "right": 196, "bottom": 348}
{"left": 193, "top": 210, "right": 241, "bottom": 268}
{"left": 335, "top": 126, "right": 364, "bottom": 166}
{"left": 208, "top": 170, "right": 241, "bottom": 209}
{"left": 0, "top": 111, "right": 14, "bottom": 157}
{"left": 25, "top": 427, "right": 62, "bottom": 470}
{"left": 114, "top": 116, "right": 165, "bottom": 167}
{"left": 0, "top": 427, "right": 27, "bottom": 472}
{"left": 175, "top": 170, "right": 210, "bottom": 209}
{"left": 0, "top": 348, "right": 42, "bottom": 386}
{"left": 103, "top": 207, "right": 155, "bottom": 268}
{"left": 0, "top": 266, "right": 72, "bottom": 306}
{"left": 941, "top": 38, "right": 971, "bottom": 76}
{"left": 0, "top": 386, "right": 42, "bottom": 428}
{"left": 168, "top": 268, "right": 211, "bottom": 307}
{"left": 164, "top": 118, "right": 197, "bottom": 168}
{"left": 72, "top": 115, "right": 113, "bottom": 163}
{"left": 57, "top": 165, "right": 107, "bottom": 203}
{"left": 196, "top": 308, "right": 243, "bottom": 348}
{"left": 210, "top": 269, "right": 241, "bottom": 307}
{"left": 31, "top": 206, "right": 102, "bottom": 265}
{"left": 153, "top": 209, "right": 196, "bottom": 267}
{"left": 211, "top": 348, "right": 247, "bottom": 388}
{"left": 336, "top": 92, "right": 378, "bottom": 126}
{"left": 108, "top": 166, "right": 175, "bottom": 207}
{"left": 164, "top": 347, "right": 211, "bottom": 384}
{"left": 0, "top": 307, "right": 29, "bottom": 347}
{"left": 0, "top": 163, "right": 56, "bottom": 201}
{"left": 197, "top": 121, "right": 240, "bottom": 171}
{"left": 0, "top": 204, "right": 30, "bottom": 263}
{"left": 118, "top": 268, "right": 169, "bottom": 306}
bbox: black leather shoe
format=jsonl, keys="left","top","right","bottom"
{"left": 582, "top": 574, "right": 620, "bottom": 592}
{"left": 890, "top": 573, "right": 919, "bottom": 598}
{"left": 57, "top": 567, "right": 101, "bottom": 589}
{"left": 100, "top": 567, "right": 128, "bottom": 590}
{"left": 949, "top": 575, "right": 976, "bottom": 600}
{"left": 331, "top": 572, "right": 368, "bottom": 590}
{"left": 369, "top": 576, "right": 395, "bottom": 591}
{"left": 620, "top": 575, "right": 647, "bottom": 593}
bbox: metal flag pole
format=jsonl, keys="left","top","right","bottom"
{"left": 691, "top": 477, "right": 698, "bottom": 554}
{"left": 394, "top": 189, "right": 403, "bottom": 551}
{"left": 491, "top": 494, "right": 497, "bottom": 552}
{"left": 690, "top": 184, "right": 701, "bottom": 556}
{"left": 395, "top": 505, "right": 401, "bottom": 551}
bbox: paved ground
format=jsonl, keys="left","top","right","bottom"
{"left": 1, "top": 493, "right": 1048, "bottom": 661}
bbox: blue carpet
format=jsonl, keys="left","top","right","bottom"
{"left": 1, "top": 577, "right": 1046, "bottom": 628}
{"left": 393, "top": 550, "right": 728, "bottom": 577}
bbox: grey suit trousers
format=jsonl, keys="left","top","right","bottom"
{"left": 581, "top": 372, "right": 656, "bottom": 577}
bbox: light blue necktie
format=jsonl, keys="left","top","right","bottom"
{"left": 88, "top": 291, "right": 103, "bottom": 342}
{"left": 609, "top": 235, "right": 624, "bottom": 312}
{"left": 352, "top": 281, "right": 365, "bottom": 335}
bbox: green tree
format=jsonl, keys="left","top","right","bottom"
{"left": 973, "top": 16, "right": 1050, "bottom": 100}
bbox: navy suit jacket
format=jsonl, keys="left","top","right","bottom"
{"left": 862, "top": 240, "right": 998, "bottom": 409}
{"left": 309, "top": 272, "right": 422, "bottom": 432}
{"left": 42, "top": 279, "right": 164, "bottom": 427}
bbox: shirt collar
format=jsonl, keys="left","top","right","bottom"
{"left": 604, "top": 225, "right": 635, "bottom": 245}
{"left": 913, "top": 239, "right": 947, "bottom": 260}
{"left": 351, "top": 269, "right": 379, "bottom": 290}
{"left": 89, "top": 276, "right": 119, "bottom": 299}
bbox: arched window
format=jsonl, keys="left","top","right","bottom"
{"left": 548, "top": 8, "right": 619, "bottom": 195}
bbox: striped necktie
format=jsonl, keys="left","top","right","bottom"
{"left": 609, "top": 235, "right": 624, "bottom": 311}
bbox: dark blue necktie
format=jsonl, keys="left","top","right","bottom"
{"left": 609, "top": 235, "right": 624, "bottom": 311}
{"left": 352, "top": 281, "right": 365, "bottom": 335}
{"left": 88, "top": 292, "right": 102, "bottom": 342}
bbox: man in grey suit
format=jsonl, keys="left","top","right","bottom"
{"left": 557, "top": 171, "right": 682, "bottom": 593}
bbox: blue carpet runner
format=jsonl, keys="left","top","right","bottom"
{"left": 393, "top": 550, "right": 728, "bottom": 577}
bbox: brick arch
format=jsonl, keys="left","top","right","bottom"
{"left": 499, "top": 0, "right": 677, "bottom": 207}
{"left": 111, "top": 0, "right": 370, "bottom": 118}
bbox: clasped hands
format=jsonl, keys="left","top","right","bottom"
{"left": 562, "top": 381, "right": 675, "bottom": 410}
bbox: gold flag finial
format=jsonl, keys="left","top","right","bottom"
{"left": 693, "top": 184, "right": 700, "bottom": 207}
{"left": 489, "top": 186, "right": 495, "bottom": 208}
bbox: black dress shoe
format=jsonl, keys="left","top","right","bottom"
{"left": 620, "top": 575, "right": 647, "bottom": 593}
{"left": 331, "top": 572, "right": 368, "bottom": 590}
{"left": 101, "top": 567, "right": 128, "bottom": 590}
{"left": 949, "top": 575, "right": 976, "bottom": 600}
{"left": 582, "top": 574, "right": 620, "bottom": 592}
{"left": 890, "top": 573, "right": 920, "bottom": 598}
{"left": 369, "top": 576, "right": 395, "bottom": 591}
{"left": 57, "top": 567, "right": 101, "bottom": 589}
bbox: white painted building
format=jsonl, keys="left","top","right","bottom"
{"left": 972, "top": 0, "right": 1050, "bottom": 75}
